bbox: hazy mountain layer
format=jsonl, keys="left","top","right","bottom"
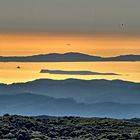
{"left": 0, "top": 93, "right": 140, "bottom": 118}
{"left": 0, "top": 79, "right": 139, "bottom": 104}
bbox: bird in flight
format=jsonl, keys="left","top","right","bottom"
{"left": 17, "top": 66, "right": 21, "bottom": 69}
{"left": 66, "top": 44, "right": 71, "bottom": 46}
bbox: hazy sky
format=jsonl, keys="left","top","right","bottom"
{"left": 0, "top": 0, "right": 140, "bottom": 34}
{"left": 0, "top": 0, "right": 140, "bottom": 84}
{"left": 0, "top": 34, "right": 140, "bottom": 56}
{"left": 0, "top": 0, "right": 140, "bottom": 57}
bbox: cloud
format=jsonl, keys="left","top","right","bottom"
{"left": 40, "top": 69, "right": 120, "bottom": 76}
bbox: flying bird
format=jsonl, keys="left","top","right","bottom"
{"left": 66, "top": 44, "right": 71, "bottom": 46}
{"left": 121, "top": 23, "right": 124, "bottom": 29}
{"left": 120, "top": 23, "right": 125, "bottom": 31}
{"left": 17, "top": 66, "right": 21, "bottom": 69}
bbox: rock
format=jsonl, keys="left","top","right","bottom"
{"left": 17, "top": 134, "right": 24, "bottom": 140}
{"left": 106, "top": 133, "right": 120, "bottom": 140}
{"left": 1, "top": 128, "right": 9, "bottom": 135}
{"left": 3, "top": 132, "right": 14, "bottom": 139}
{"left": 16, "top": 129, "right": 30, "bottom": 140}
{"left": 31, "top": 131, "right": 45, "bottom": 139}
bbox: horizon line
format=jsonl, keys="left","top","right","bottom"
{"left": 0, "top": 52, "right": 139, "bottom": 58}
{"left": 1, "top": 78, "right": 139, "bottom": 85}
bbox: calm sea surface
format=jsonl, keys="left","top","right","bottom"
{"left": 0, "top": 62, "right": 139, "bottom": 84}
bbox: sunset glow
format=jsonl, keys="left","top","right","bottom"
{"left": 0, "top": 62, "right": 140, "bottom": 84}
{"left": 0, "top": 33, "right": 140, "bottom": 57}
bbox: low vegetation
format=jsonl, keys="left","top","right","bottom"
{"left": 0, "top": 114, "right": 140, "bottom": 140}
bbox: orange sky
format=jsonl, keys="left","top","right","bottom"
{"left": 0, "top": 33, "right": 140, "bottom": 57}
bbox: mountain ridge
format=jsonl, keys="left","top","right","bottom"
{"left": 0, "top": 78, "right": 140, "bottom": 104}
{"left": 0, "top": 93, "right": 140, "bottom": 118}
{"left": 0, "top": 52, "right": 140, "bottom": 62}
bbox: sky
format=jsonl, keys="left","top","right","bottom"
{"left": 0, "top": 0, "right": 140, "bottom": 56}
{"left": 0, "top": 0, "right": 140, "bottom": 34}
{"left": 0, "top": 34, "right": 140, "bottom": 56}
{"left": 0, "top": 0, "right": 139, "bottom": 84}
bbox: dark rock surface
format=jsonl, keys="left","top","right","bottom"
{"left": 0, "top": 114, "right": 140, "bottom": 139}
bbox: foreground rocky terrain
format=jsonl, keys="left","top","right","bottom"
{"left": 0, "top": 114, "right": 140, "bottom": 140}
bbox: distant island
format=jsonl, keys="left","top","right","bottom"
{"left": 0, "top": 52, "right": 140, "bottom": 62}
{"left": 40, "top": 69, "right": 120, "bottom": 75}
